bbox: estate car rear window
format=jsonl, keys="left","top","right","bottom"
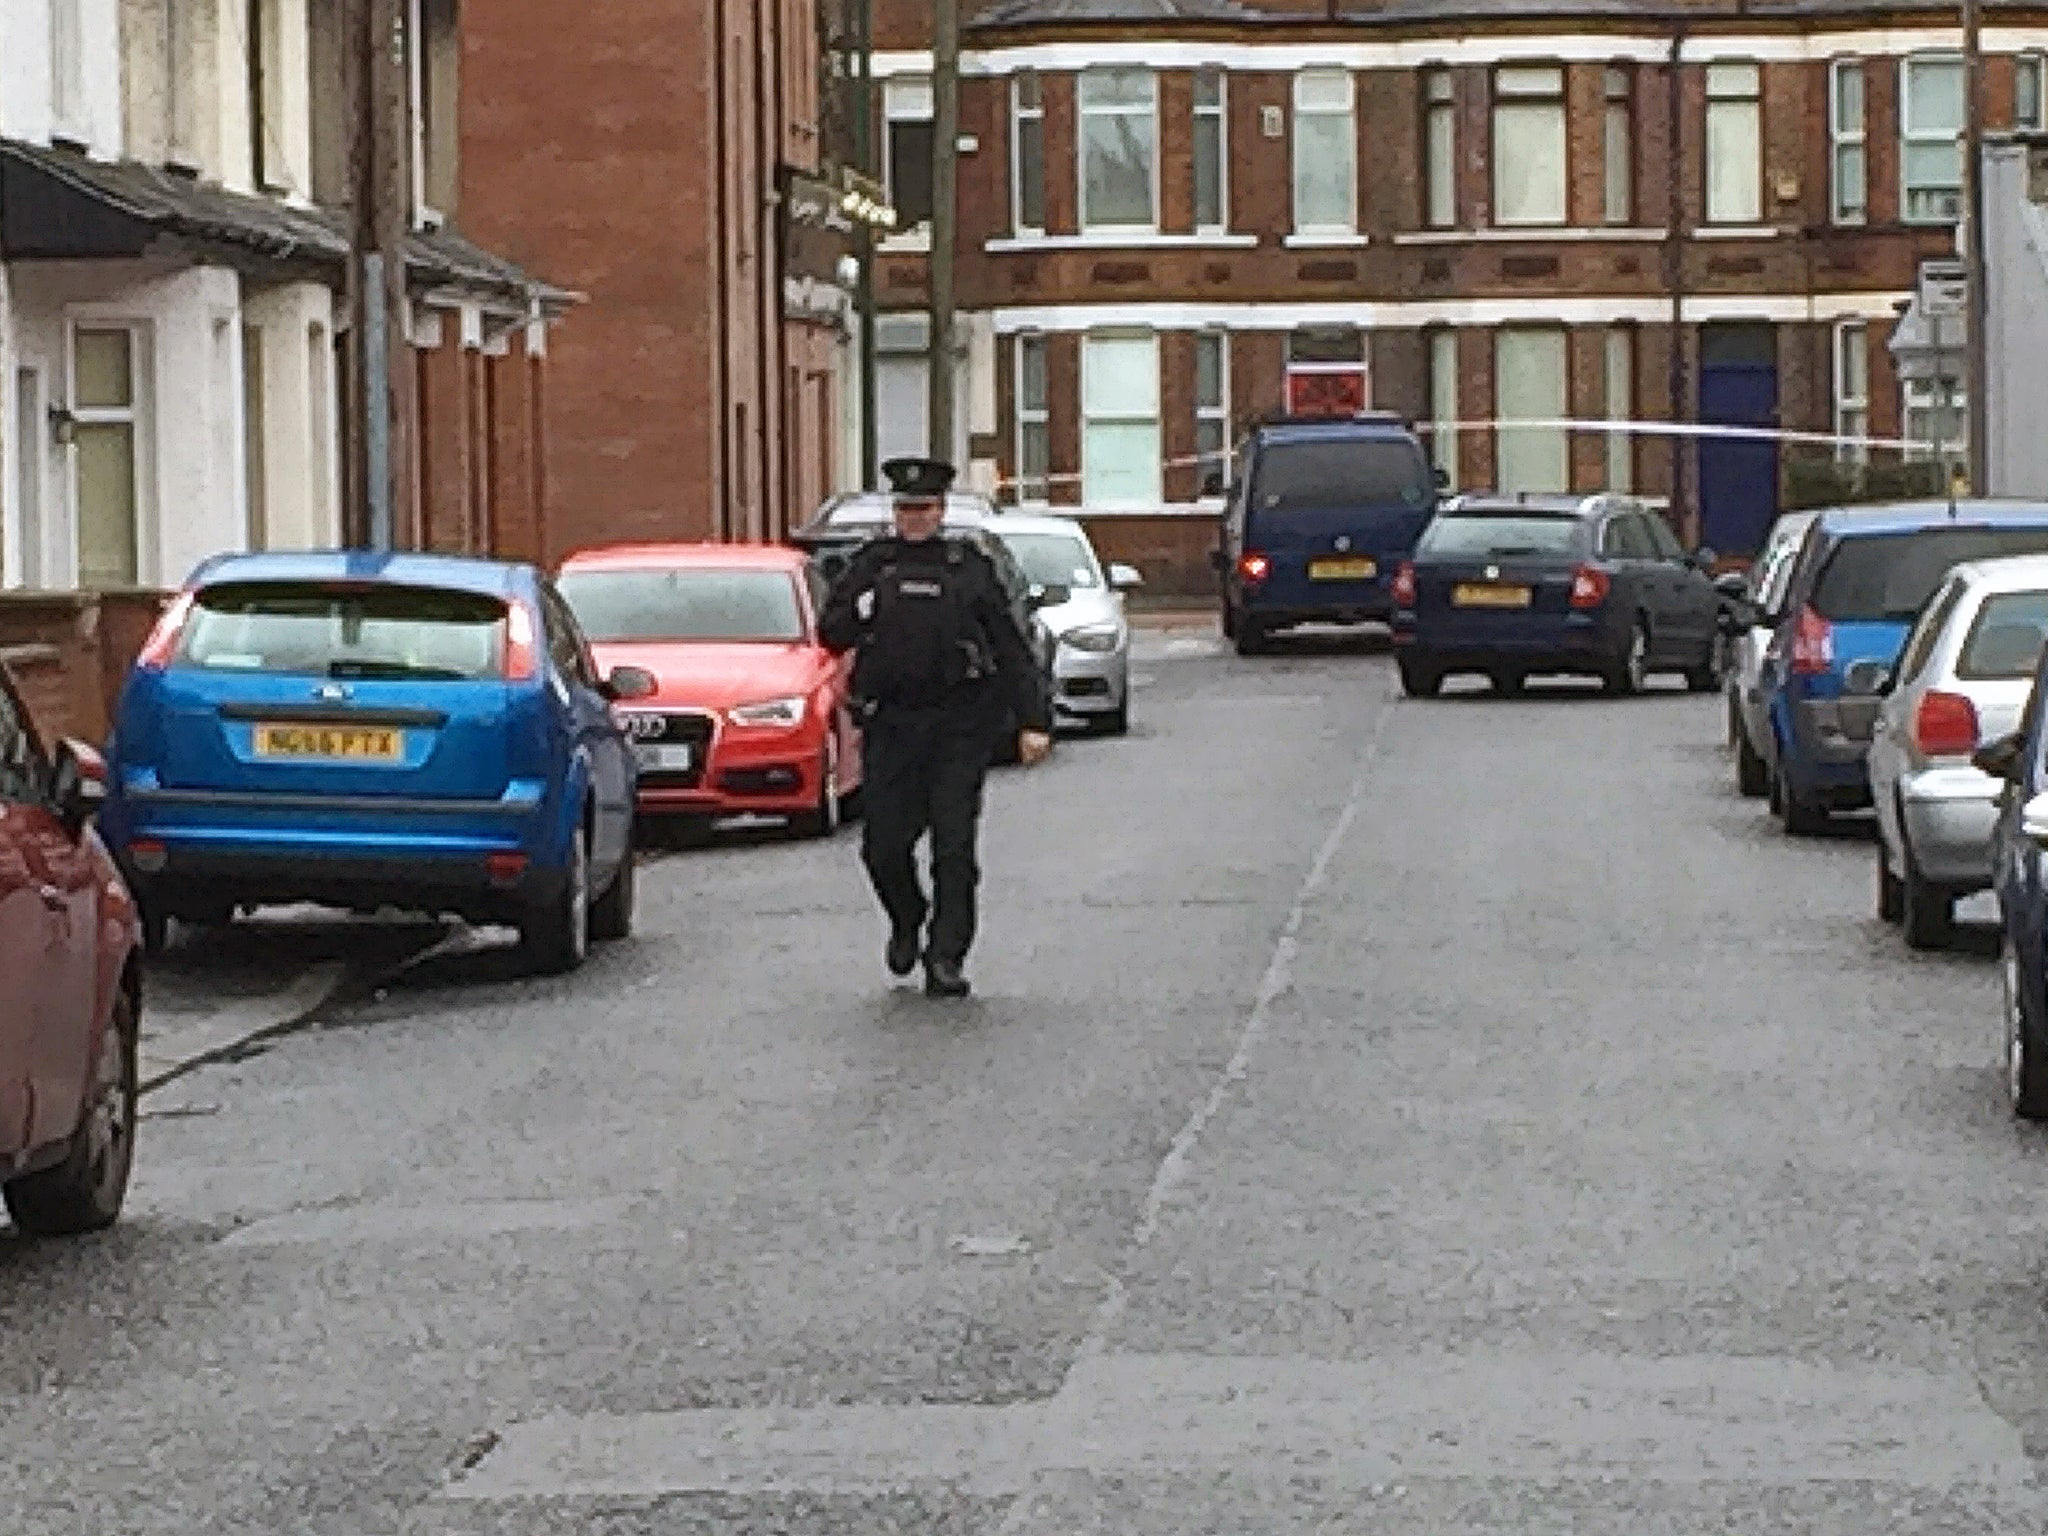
{"left": 1252, "top": 438, "right": 1433, "bottom": 512}
{"left": 179, "top": 583, "right": 509, "bottom": 680}
{"left": 558, "top": 569, "right": 805, "bottom": 643}
{"left": 1418, "top": 514, "right": 1585, "bottom": 558}
{"left": 1812, "top": 527, "right": 2048, "bottom": 623}
{"left": 1957, "top": 591, "right": 2048, "bottom": 680}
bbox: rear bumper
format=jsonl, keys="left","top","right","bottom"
{"left": 1899, "top": 765, "right": 2003, "bottom": 888}
{"left": 1395, "top": 609, "right": 1625, "bottom": 671}
{"left": 1244, "top": 580, "right": 1393, "bottom": 627}
{"left": 1779, "top": 697, "right": 1874, "bottom": 804}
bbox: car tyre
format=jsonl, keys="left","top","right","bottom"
{"left": 1684, "top": 640, "right": 1725, "bottom": 694}
{"left": 1900, "top": 838, "right": 1956, "bottom": 950}
{"left": 793, "top": 740, "right": 843, "bottom": 838}
{"left": 589, "top": 833, "right": 637, "bottom": 943}
{"left": 1398, "top": 657, "right": 1443, "bottom": 699}
{"left": 2005, "top": 935, "right": 2048, "bottom": 1120}
{"left": 1876, "top": 838, "right": 1905, "bottom": 924}
{"left": 520, "top": 825, "right": 590, "bottom": 976}
{"left": 4, "top": 989, "right": 138, "bottom": 1237}
{"left": 1735, "top": 723, "right": 1770, "bottom": 798}
{"left": 1100, "top": 701, "right": 1130, "bottom": 736}
{"left": 1773, "top": 755, "right": 1830, "bottom": 836}
{"left": 1605, "top": 618, "right": 1650, "bottom": 696}
{"left": 1491, "top": 669, "right": 1525, "bottom": 698}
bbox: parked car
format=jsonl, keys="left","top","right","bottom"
{"left": 1744, "top": 503, "right": 2048, "bottom": 835}
{"left": 1389, "top": 493, "right": 1724, "bottom": 697}
{"left": 1980, "top": 664, "right": 2048, "bottom": 1117}
{"left": 100, "top": 552, "right": 653, "bottom": 975}
{"left": 1213, "top": 412, "right": 1440, "bottom": 656}
{"left": 983, "top": 515, "right": 1142, "bottom": 735}
{"left": 789, "top": 492, "right": 1058, "bottom": 761}
{"left": 1726, "top": 510, "right": 1821, "bottom": 796}
{"left": 0, "top": 666, "right": 141, "bottom": 1236}
{"left": 1867, "top": 557, "right": 2048, "bottom": 948}
{"left": 557, "top": 543, "right": 861, "bottom": 838}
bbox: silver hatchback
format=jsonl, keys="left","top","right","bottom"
{"left": 1869, "top": 554, "right": 2048, "bottom": 948}
{"left": 984, "top": 514, "right": 1143, "bottom": 735}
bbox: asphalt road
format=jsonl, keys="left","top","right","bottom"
{"left": 5, "top": 631, "right": 2048, "bottom": 1534}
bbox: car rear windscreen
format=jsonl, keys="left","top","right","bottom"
{"left": 1252, "top": 438, "right": 1433, "bottom": 513}
{"left": 1957, "top": 590, "right": 2048, "bottom": 679}
{"left": 1418, "top": 513, "right": 1585, "bottom": 559}
{"left": 180, "top": 583, "right": 508, "bottom": 679}
{"left": 1812, "top": 527, "right": 2048, "bottom": 622}
{"left": 558, "top": 569, "right": 805, "bottom": 643}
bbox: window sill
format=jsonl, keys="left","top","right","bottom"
{"left": 985, "top": 231, "right": 1260, "bottom": 252}
{"left": 1393, "top": 227, "right": 1668, "bottom": 245}
{"left": 880, "top": 230, "right": 933, "bottom": 254}
{"left": 1694, "top": 224, "right": 1784, "bottom": 240}
{"left": 1284, "top": 232, "right": 1370, "bottom": 249}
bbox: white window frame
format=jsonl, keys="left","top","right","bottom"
{"left": 1605, "top": 327, "right": 1634, "bottom": 492}
{"left": 65, "top": 320, "right": 154, "bottom": 591}
{"left": 1014, "top": 333, "right": 1050, "bottom": 507}
{"left": 406, "top": 0, "right": 443, "bottom": 225}
{"left": 885, "top": 74, "right": 935, "bottom": 243}
{"left": 2018, "top": 53, "right": 2046, "bottom": 132}
{"left": 1193, "top": 66, "right": 1229, "bottom": 235}
{"left": 1423, "top": 68, "right": 1457, "bottom": 230}
{"left": 1011, "top": 70, "right": 1045, "bottom": 236}
{"left": 1904, "top": 379, "right": 1967, "bottom": 463}
{"left": 1901, "top": 53, "right": 1966, "bottom": 226}
{"left": 1292, "top": 67, "right": 1356, "bottom": 235}
{"left": 1604, "top": 66, "right": 1634, "bottom": 226}
{"left": 1830, "top": 58, "right": 1867, "bottom": 226}
{"left": 1705, "top": 61, "right": 1764, "bottom": 226}
{"left": 1491, "top": 65, "right": 1568, "bottom": 228}
{"left": 1834, "top": 321, "right": 1870, "bottom": 465}
{"left": 1195, "top": 329, "right": 1230, "bottom": 500}
{"left": 1081, "top": 331, "right": 1162, "bottom": 508}
{"left": 1427, "top": 328, "right": 1458, "bottom": 490}
{"left": 1078, "top": 67, "right": 1159, "bottom": 233}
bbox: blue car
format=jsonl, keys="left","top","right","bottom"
{"left": 1751, "top": 502, "right": 2048, "bottom": 835}
{"left": 100, "top": 552, "right": 654, "bottom": 974}
{"left": 1984, "top": 695, "right": 2048, "bottom": 1118}
{"left": 1213, "top": 413, "right": 1439, "bottom": 655}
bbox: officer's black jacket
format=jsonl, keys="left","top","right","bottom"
{"left": 818, "top": 535, "right": 1052, "bottom": 733}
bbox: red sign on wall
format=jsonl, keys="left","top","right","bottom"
{"left": 1285, "top": 368, "right": 1368, "bottom": 418}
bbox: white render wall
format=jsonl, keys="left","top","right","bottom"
{"left": 0, "top": 0, "right": 126, "bottom": 154}
{"left": 243, "top": 281, "right": 340, "bottom": 551}
{"left": 1984, "top": 141, "right": 2048, "bottom": 501}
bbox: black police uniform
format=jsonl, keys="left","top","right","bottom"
{"left": 818, "top": 459, "right": 1050, "bottom": 995}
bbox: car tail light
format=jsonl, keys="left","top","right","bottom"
{"left": 1913, "top": 689, "right": 1980, "bottom": 757}
{"left": 129, "top": 840, "right": 168, "bottom": 874}
{"left": 1237, "top": 552, "right": 1271, "bottom": 585}
{"left": 1789, "top": 604, "right": 1834, "bottom": 676}
{"left": 1569, "top": 565, "right": 1611, "bottom": 609}
{"left": 134, "top": 591, "right": 195, "bottom": 671}
{"left": 502, "top": 602, "right": 541, "bottom": 682}
{"left": 486, "top": 852, "right": 530, "bottom": 887}
{"left": 1391, "top": 561, "right": 1417, "bottom": 607}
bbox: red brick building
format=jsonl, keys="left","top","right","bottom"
{"left": 458, "top": 0, "right": 846, "bottom": 562}
{"left": 867, "top": 0, "right": 2048, "bottom": 587}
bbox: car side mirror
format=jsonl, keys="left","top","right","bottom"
{"left": 1977, "top": 732, "right": 2027, "bottom": 785}
{"left": 1692, "top": 546, "right": 1719, "bottom": 572}
{"left": 1841, "top": 659, "right": 1892, "bottom": 697}
{"left": 603, "top": 665, "right": 658, "bottom": 703}
{"left": 50, "top": 738, "right": 107, "bottom": 835}
{"left": 1108, "top": 563, "right": 1144, "bottom": 591}
{"left": 2022, "top": 789, "right": 2048, "bottom": 851}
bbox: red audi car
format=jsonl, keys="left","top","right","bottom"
{"left": 556, "top": 544, "right": 861, "bottom": 838}
{"left": 0, "top": 666, "right": 141, "bottom": 1236}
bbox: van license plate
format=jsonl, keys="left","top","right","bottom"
{"left": 254, "top": 724, "right": 404, "bottom": 762}
{"left": 1310, "top": 558, "right": 1376, "bottom": 581}
{"left": 1452, "top": 584, "right": 1533, "bottom": 609}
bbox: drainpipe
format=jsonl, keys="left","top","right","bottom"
{"left": 1663, "top": 24, "right": 1691, "bottom": 542}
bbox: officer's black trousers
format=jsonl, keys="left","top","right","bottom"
{"left": 860, "top": 703, "right": 994, "bottom": 966}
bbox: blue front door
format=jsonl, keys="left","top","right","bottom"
{"left": 1698, "top": 325, "right": 1781, "bottom": 559}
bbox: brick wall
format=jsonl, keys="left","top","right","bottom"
{"left": 0, "top": 592, "right": 167, "bottom": 747}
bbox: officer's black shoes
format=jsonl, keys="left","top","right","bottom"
{"left": 924, "top": 955, "right": 971, "bottom": 999}
{"left": 886, "top": 924, "right": 923, "bottom": 979}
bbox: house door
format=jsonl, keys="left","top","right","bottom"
{"left": 1698, "top": 323, "right": 1780, "bottom": 557}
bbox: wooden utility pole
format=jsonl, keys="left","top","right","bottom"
{"left": 345, "top": 0, "right": 411, "bottom": 549}
{"left": 928, "top": 0, "right": 960, "bottom": 466}
{"left": 853, "top": 0, "right": 878, "bottom": 489}
{"left": 1963, "top": 0, "right": 1989, "bottom": 494}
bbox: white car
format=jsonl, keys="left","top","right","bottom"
{"left": 985, "top": 514, "right": 1143, "bottom": 736}
{"left": 1868, "top": 554, "right": 2048, "bottom": 948}
{"left": 1726, "top": 511, "right": 1818, "bottom": 796}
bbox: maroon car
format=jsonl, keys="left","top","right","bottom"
{"left": 0, "top": 667, "right": 141, "bottom": 1237}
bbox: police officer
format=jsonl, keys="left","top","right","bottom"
{"left": 819, "top": 457, "right": 1053, "bottom": 998}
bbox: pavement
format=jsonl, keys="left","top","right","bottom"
{"left": 6, "top": 624, "right": 2048, "bottom": 1534}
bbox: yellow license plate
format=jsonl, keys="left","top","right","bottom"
{"left": 1310, "top": 558, "right": 1376, "bottom": 581}
{"left": 253, "top": 724, "right": 405, "bottom": 762}
{"left": 1452, "top": 583, "right": 1533, "bottom": 609}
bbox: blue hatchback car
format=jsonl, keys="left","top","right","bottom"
{"left": 100, "top": 552, "right": 654, "bottom": 973}
{"left": 1752, "top": 502, "right": 2048, "bottom": 835}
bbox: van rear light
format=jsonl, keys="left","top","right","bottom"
{"left": 134, "top": 592, "right": 195, "bottom": 671}
{"left": 1914, "top": 690, "right": 1981, "bottom": 757}
{"left": 1391, "top": 561, "right": 1417, "bottom": 607}
{"left": 1568, "top": 565, "right": 1611, "bottom": 609}
{"left": 502, "top": 603, "right": 541, "bottom": 682}
{"left": 1790, "top": 604, "right": 1834, "bottom": 675}
{"left": 1237, "top": 552, "right": 1271, "bottom": 585}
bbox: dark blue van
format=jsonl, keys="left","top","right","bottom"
{"left": 1213, "top": 414, "right": 1439, "bottom": 655}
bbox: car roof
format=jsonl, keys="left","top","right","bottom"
{"left": 188, "top": 549, "right": 525, "bottom": 598}
{"left": 1814, "top": 500, "right": 2048, "bottom": 536}
{"left": 1249, "top": 413, "right": 1416, "bottom": 446}
{"left": 805, "top": 491, "right": 996, "bottom": 527}
{"left": 1942, "top": 553, "right": 2048, "bottom": 595}
{"left": 558, "top": 542, "right": 808, "bottom": 573}
{"left": 1440, "top": 493, "right": 1613, "bottom": 519}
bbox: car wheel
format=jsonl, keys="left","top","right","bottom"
{"left": 1491, "top": 669, "right": 1525, "bottom": 697}
{"left": 589, "top": 830, "right": 637, "bottom": 943}
{"left": 1605, "top": 618, "right": 1649, "bottom": 696}
{"left": 1100, "top": 701, "right": 1130, "bottom": 736}
{"left": 1220, "top": 603, "right": 1239, "bottom": 641}
{"left": 1900, "top": 837, "right": 1956, "bottom": 951}
{"left": 1735, "top": 722, "right": 1770, "bottom": 798}
{"left": 1398, "top": 657, "right": 1443, "bottom": 699}
{"left": 1684, "top": 639, "right": 1725, "bottom": 694}
{"left": 1774, "top": 755, "right": 1830, "bottom": 836}
{"left": 520, "top": 825, "right": 590, "bottom": 976}
{"left": 793, "top": 739, "right": 843, "bottom": 838}
{"left": 2006, "top": 935, "right": 2048, "bottom": 1119}
{"left": 4, "top": 989, "right": 138, "bottom": 1237}
{"left": 1877, "top": 838, "right": 1905, "bottom": 924}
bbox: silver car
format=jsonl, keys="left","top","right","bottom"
{"left": 985, "top": 514, "right": 1142, "bottom": 735}
{"left": 1727, "top": 510, "right": 1818, "bottom": 796}
{"left": 1868, "top": 554, "right": 2048, "bottom": 949}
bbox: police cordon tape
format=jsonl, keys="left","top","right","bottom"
{"left": 987, "top": 417, "right": 1945, "bottom": 494}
